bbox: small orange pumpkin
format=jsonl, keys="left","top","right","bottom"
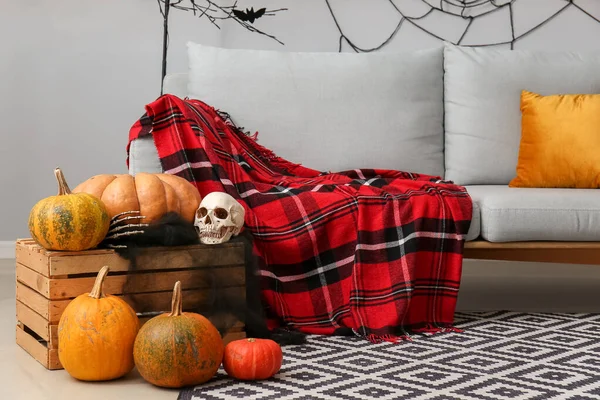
{"left": 58, "top": 266, "right": 140, "bottom": 381}
{"left": 28, "top": 168, "right": 110, "bottom": 251}
{"left": 72, "top": 173, "right": 201, "bottom": 223}
{"left": 223, "top": 338, "right": 283, "bottom": 381}
{"left": 133, "top": 281, "right": 224, "bottom": 388}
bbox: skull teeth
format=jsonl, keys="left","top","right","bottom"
{"left": 197, "top": 226, "right": 234, "bottom": 239}
{"left": 202, "top": 232, "right": 225, "bottom": 238}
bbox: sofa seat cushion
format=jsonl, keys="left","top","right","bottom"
{"left": 466, "top": 201, "right": 481, "bottom": 242}
{"left": 466, "top": 185, "right": 600, "bottom": 242}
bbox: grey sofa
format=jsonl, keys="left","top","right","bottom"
{"left": 128, "top": 43, "right": 600, "bottom": 265}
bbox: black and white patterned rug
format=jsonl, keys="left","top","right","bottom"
{"left": 178, "top": 311, "right": 600, "bottom": 400}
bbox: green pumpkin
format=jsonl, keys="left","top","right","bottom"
{"left": 133, "top": 281, "right": 224, "bottom": 388}
{"left": 28, "top": 168, "right": 110, "bottom": 251}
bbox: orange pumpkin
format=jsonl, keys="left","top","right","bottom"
{"left": 72, "top": 173, "right": 201, "bottom": 223}
{"left": 133, "top": 281, "right": 224, "bottom": 388}
{"left": 28, "top": 168, "right": 110, "bottom": 251}
{"left": 223, "top": 338, "right": 283, "bottom": 381}
{"left": 58, "top": 266, "right": 140, "bottom": 381}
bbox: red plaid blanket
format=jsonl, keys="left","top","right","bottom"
{"left": 127, "top": 94, "right": 473, "bottom": 343}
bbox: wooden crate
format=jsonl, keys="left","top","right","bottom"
{"left": 14, "top": 238, "right": 247, "bottom": 370}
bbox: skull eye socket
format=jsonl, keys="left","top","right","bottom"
{"left": 214, "top": 208, "right": 229, "bottom": 219}
{"left": 197, "top": 207, "right": 208, "bottom": 218}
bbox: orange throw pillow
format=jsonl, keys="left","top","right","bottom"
{"left": 509, "top": 90, "right": 600, "bottom": 188}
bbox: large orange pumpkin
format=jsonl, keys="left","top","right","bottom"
{"left": 28, "top": 168, "right": 110, "bottom": 251}
{"left": 133, "top": 281, "right": 224, "bottom": 388}
{"left": 223, "top": 338, "right": 283, "bottom": 381}
{"left": 58, "top": 266, "right": 140, "bottom": 381}
{"left": 72, "top": 173, "right": 201, "bottom": 223}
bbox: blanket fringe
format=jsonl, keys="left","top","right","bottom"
{"left": 215, "top": 108, "right": 282, "bottom": 161}
{"left": 356, "top": 324, "right": 463, "bottom": 344}
{"left": 215, "top": 109, "right": 261, "bottom": 142}
{"left": 365, "top": 334, "right": 412, "bottom": 344}
{"left": 442, "top": 326, "right": 464, "bottom": 333}
{"left": 412, "top": 324, "right": 464, "bottom": 336}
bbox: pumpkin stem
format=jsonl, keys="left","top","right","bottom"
{"left": 54, "top": 167, "right": 72, "bottom": 195}
{"left": 89, "top": 266, "right": 110, "bottom": 299}
{"left": 169, "top": 281, "right": 183, "bottom": 317}
{"left": 247, "top": 338, "right": 256, "bottom": 343}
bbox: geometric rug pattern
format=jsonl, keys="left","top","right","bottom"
{"left": 178, "top": 311, "right": 600, "bottom": 400}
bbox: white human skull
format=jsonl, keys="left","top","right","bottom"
{"left": 194, "top": 192, "right": 245, "bottom": 245}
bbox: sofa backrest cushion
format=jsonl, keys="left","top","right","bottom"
{"left": 444, "top": 44, "right": 600, "bottom": 185}
{"left": 185, "top": 42, "right": 445, "bottom": 177}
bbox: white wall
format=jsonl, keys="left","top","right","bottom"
{"left": 2, "top": 0, "right": 600, "bottom": 243}
{"left": 0, "top": 0, "right": 222, "bottom": 242}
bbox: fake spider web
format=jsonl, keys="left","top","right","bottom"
{"left": 326, "top": 0, "right": 600, "bottom": 52}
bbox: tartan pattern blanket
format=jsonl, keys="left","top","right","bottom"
{"left": 126, "top": 94, "right": 473, "bottom": 343}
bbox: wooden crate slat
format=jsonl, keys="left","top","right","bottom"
{"left": 48, "top": 350, "right": 61, "bottom": 369}
{"left": 16, "top": 239, "right": 245, "bottom": 277}
{"left": 44, "top": 247, "right": 113, "bottom": 257}
{"left": 112, "top": 286, "right": 248, "bottom": 317}
{"left": 49, "top": 254, "right": 130, "bottom": 277}
{"left": 45, "top": 265, "right": 245, "bottom": 300}
{"left": 50, "top": 325, "right": 58, "bottom": 349}
{"left": 16, "top": 238, "right": 114, "bottom": 257}
{"left": 224, "top": 321, "right": 245, "bottom": 332}
{"left": 16, "top": 323, "right": 61, "bottom": 370}
{"left": 24, "top": 284, "right": 245, "bottom": 323}
{"left": 223, "top": 331, "right": 246, "bottom": 345}
{"left": 16, "top": 300, "right": 51, "bottom": 342}
{"left": 16, "top": 263, "right": 50, "bottom": 297}
{"left": 44, "top": 241, "right": 241, "bottom": 257}
{"left": 48, "top": 244, "right": 245, "bottom": 277}
{"left": 15, "top": 242, "right": 49, "bottom": 277}
{"left": 16, "top": 282, "right": 70, "bottom": 321}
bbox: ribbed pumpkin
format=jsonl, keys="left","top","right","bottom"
{"left": 133, "top": 281, "right": 224, "bottom": 388}
{"left": 28, "top": 168, "right": 110, "bottom": 251}
{"left": 223, "top": 338, "right": 283, "bottom": 381}
{"left": 72, "top": 173, "right": 201, "bottom": 223}
{"left": 58, "top": 266, "right": 140, "bottom": 381}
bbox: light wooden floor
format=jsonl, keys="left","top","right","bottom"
{"left": 2, "top": 257, "right": 600, "bottom": 399}
{"left": 0, "top": 258, "right": 180, "bottom": 400}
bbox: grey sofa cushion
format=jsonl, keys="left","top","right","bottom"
{"left": 186, "top": 42, "right": 445, "bottom": 177}
{"left": 129, "top": 73, "right": 197, "bottom": 175}
{"left": 128, "top": 136, "right": 162, "bottom": 175}
{"left": 444, "top": 44, "right": 600, "bottom": 185}
{"left": 466, "top": 201, "right": 480, "bottom": 242}
{"left": 466, "top": 185, "right": 600, "bottom": 242}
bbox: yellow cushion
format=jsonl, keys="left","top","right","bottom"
{"left": 509, "top": 90, "right": 600, "bottom": 188}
